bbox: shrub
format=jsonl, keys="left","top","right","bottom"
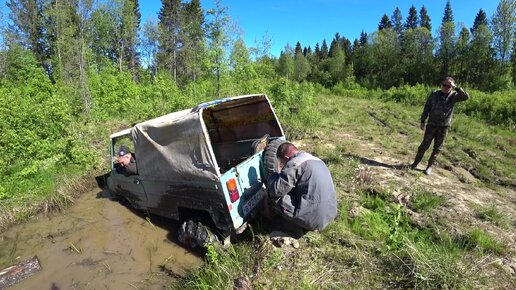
{"left": 268, "top": 78, "right": 322, "bottom": 139}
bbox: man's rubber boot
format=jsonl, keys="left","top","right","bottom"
{"left": 410, "top": 152, "right": 424, "bottom": 169}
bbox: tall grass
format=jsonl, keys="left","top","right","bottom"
{"left": 331, "top": 83, "right": 515, "bottom": 129}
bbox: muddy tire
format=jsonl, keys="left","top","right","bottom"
{"left": 263, "top": 138, "right": 287, "bottom": 179}
{"left": 178, "top": 220, "right": 219, "bottom": 249}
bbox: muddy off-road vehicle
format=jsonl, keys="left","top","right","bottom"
{"left": 106, "top": 94, "right": 286, "bottom": 248}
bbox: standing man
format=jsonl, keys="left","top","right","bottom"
{"left": 267, "top": 142, "right": 338, "bottom": 232}
{"left": 411, "top": 77, "right": 470, "bottom": 175}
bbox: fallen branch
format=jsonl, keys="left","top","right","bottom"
{"left": 0, "top": 256, "right": 42, "bottom": 289}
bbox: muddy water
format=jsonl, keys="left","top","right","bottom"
{"left": 0, "top": 188, "right": 202, "bottom": 289}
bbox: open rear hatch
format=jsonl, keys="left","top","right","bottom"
{"left": 200, "top": 94, "right": 284, "bottom": 173}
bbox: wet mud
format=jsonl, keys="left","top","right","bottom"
{"left": 0, "top": 188, "right": 202, "bottom": 289}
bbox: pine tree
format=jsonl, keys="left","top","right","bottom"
{"left": 6, "top": 0, "right": 49, "bottom": 73}
{"left": 455, "top": 27, "right": 470, "bottom": 81}
{"left": 469, "top": 23, "right": 494, "bottom": 89}
{"left": 158, "top": 0, "right": 182, "bottom": 82}
{"left": 334, "top": 32, "right": 341, "bottom": 44}
{"left": 340, "top": 37, "right": 352, "bottom": 64}
{"left": 181, "top": 0, "right": 205, "bottom": 83}
{"left": 419, "top": 6, "right": 431, "bottom": 31}
{"left": 359, "top": 31, "right": 368, "bottom": 46}
{"left": 352, "top": 38, "right": 360, "bottom": 50}
{"left": 442, "top": 0, "right": 454, "bottom": 23}
{"left": 320, "top": 39, "right": 328, "bottom": 59}
{"left": 349, "top": 38, "right": 359, "bottom": 66}
{"left": 352, "top": 34, "right": 372, "bottom": 83}
{"left": 328, "top": 38, "right": 338, "bottom": 58}
{"left": 469, "top": 8, "right": 491, "bottom": 87}
{"left": 491, "top": 0, "right": 515, "bottom": 89}
{"left": 391, "top": 7, "right": 403, "bottom": 36}
{"left": 468, "top": 25, "right": 496, "bottom": 90}
{"left": 121, "top": 0, "right": 141, "bottom": 80}
{"left": 471, "top": 9, "right": 488, "bottom": 34}
{"left": 378, "top": 14, "right": 392, "bottom": 31}
{"left": 491, "top": 0, "right": 516, "bottom": 66}
{"left": 405, "top": 5, "right": 418, "bottom": 30}
{"left": 401, "top": 27, "right": 436, "bottom": 85}
{"left": 437, "top": 0, "right": 456, "bottom": 77}
{"left": 206, "top": 0, "right": 230, "bottom": 96}
{"left": 294, "top": 41, "right": 302, "bottom": 56}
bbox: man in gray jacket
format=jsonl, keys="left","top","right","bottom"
{"left": 411, "top": 77, "right": 470, "bottom": 175}
{"left": 267, "top": 142, "right": 337, "bottom": 231}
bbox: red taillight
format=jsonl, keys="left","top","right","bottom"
{"left": 226, "top": 178, "right": 240, "bottom": 203}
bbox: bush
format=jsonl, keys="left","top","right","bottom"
{"left": 330, "top": 82, "right": 515, "bottom": 129}
{"left": 0, "top": 51, "right": 83, "bottom": 202}
{"left": 460, "top": 89, "right": 515, "bottom": 128}
{"left": 268, "top": 78, "right": 322, "bottom": 139}
{"left": 89, "top": 68, "right": 191, "bottom": 123}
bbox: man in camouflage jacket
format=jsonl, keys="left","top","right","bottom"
{"left": 411, "top": 77, "right": 470, "bottom": 175}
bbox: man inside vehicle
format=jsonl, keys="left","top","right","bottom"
{"left": 266, "top": 142, "right": 337, "bottom": 233}
{"left": 117, "top": 145, "right": 138, "bottom": 176}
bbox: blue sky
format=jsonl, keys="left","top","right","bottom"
{"left": 1, "top": 0, "right": 501, "bottom": 56}
{"left": 141, "top": 0, "right": 500, "bottom": 56}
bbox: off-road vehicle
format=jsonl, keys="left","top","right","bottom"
{"left": 106, "top": 94, "right": 286, "bottom": 247}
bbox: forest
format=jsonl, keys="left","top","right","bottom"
{"left": 0, "top": 0, "right": 515, "bottom": 212}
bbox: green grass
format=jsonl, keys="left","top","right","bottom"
{"left": 385, "top": 238, "right": 470, "bottom": 289}
{"left": 476, "top": 204, "right": 511, "bottom": 229}
{"left": 410, "top": 188, "right": 447, "bottom": 213}
{"left": 460, "top": 229, "right": 506, "bottom": 255}
{"left": 173, "top": 184, "right": 509, "bottom": 289}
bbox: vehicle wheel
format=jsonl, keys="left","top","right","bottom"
{"left": 178, "top": 220, "right": 219, "bottom": 249}
{"left": 263, "top": 138, "right": 287, "bottom": 179}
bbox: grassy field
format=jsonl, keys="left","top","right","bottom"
{"left": 1, "top": 90, "right": 513, "bottom": 289}
{"left": 170, "top": 93, "right": 515, "bottom": 289}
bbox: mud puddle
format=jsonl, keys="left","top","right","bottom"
{"left": 0, "top": 188, "right": 202, "bottom": 289}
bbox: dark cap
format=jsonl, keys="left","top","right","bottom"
{"left": 118, "top": 145, "right": 131, "bottom": 157}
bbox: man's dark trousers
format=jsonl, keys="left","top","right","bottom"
{"left": 413, "top": 125, "right": 448, "bottom": 167}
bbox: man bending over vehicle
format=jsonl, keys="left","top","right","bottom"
{"left": 266, "top": 142, "right": 337, "bottom": 232}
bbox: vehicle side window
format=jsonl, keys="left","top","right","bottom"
{"left": 113, "top": 136, "right": 138, "bottom": 176}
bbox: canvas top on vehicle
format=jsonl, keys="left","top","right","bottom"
{"left": 115, "top": 94, "right": 283, "bottom": 181}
